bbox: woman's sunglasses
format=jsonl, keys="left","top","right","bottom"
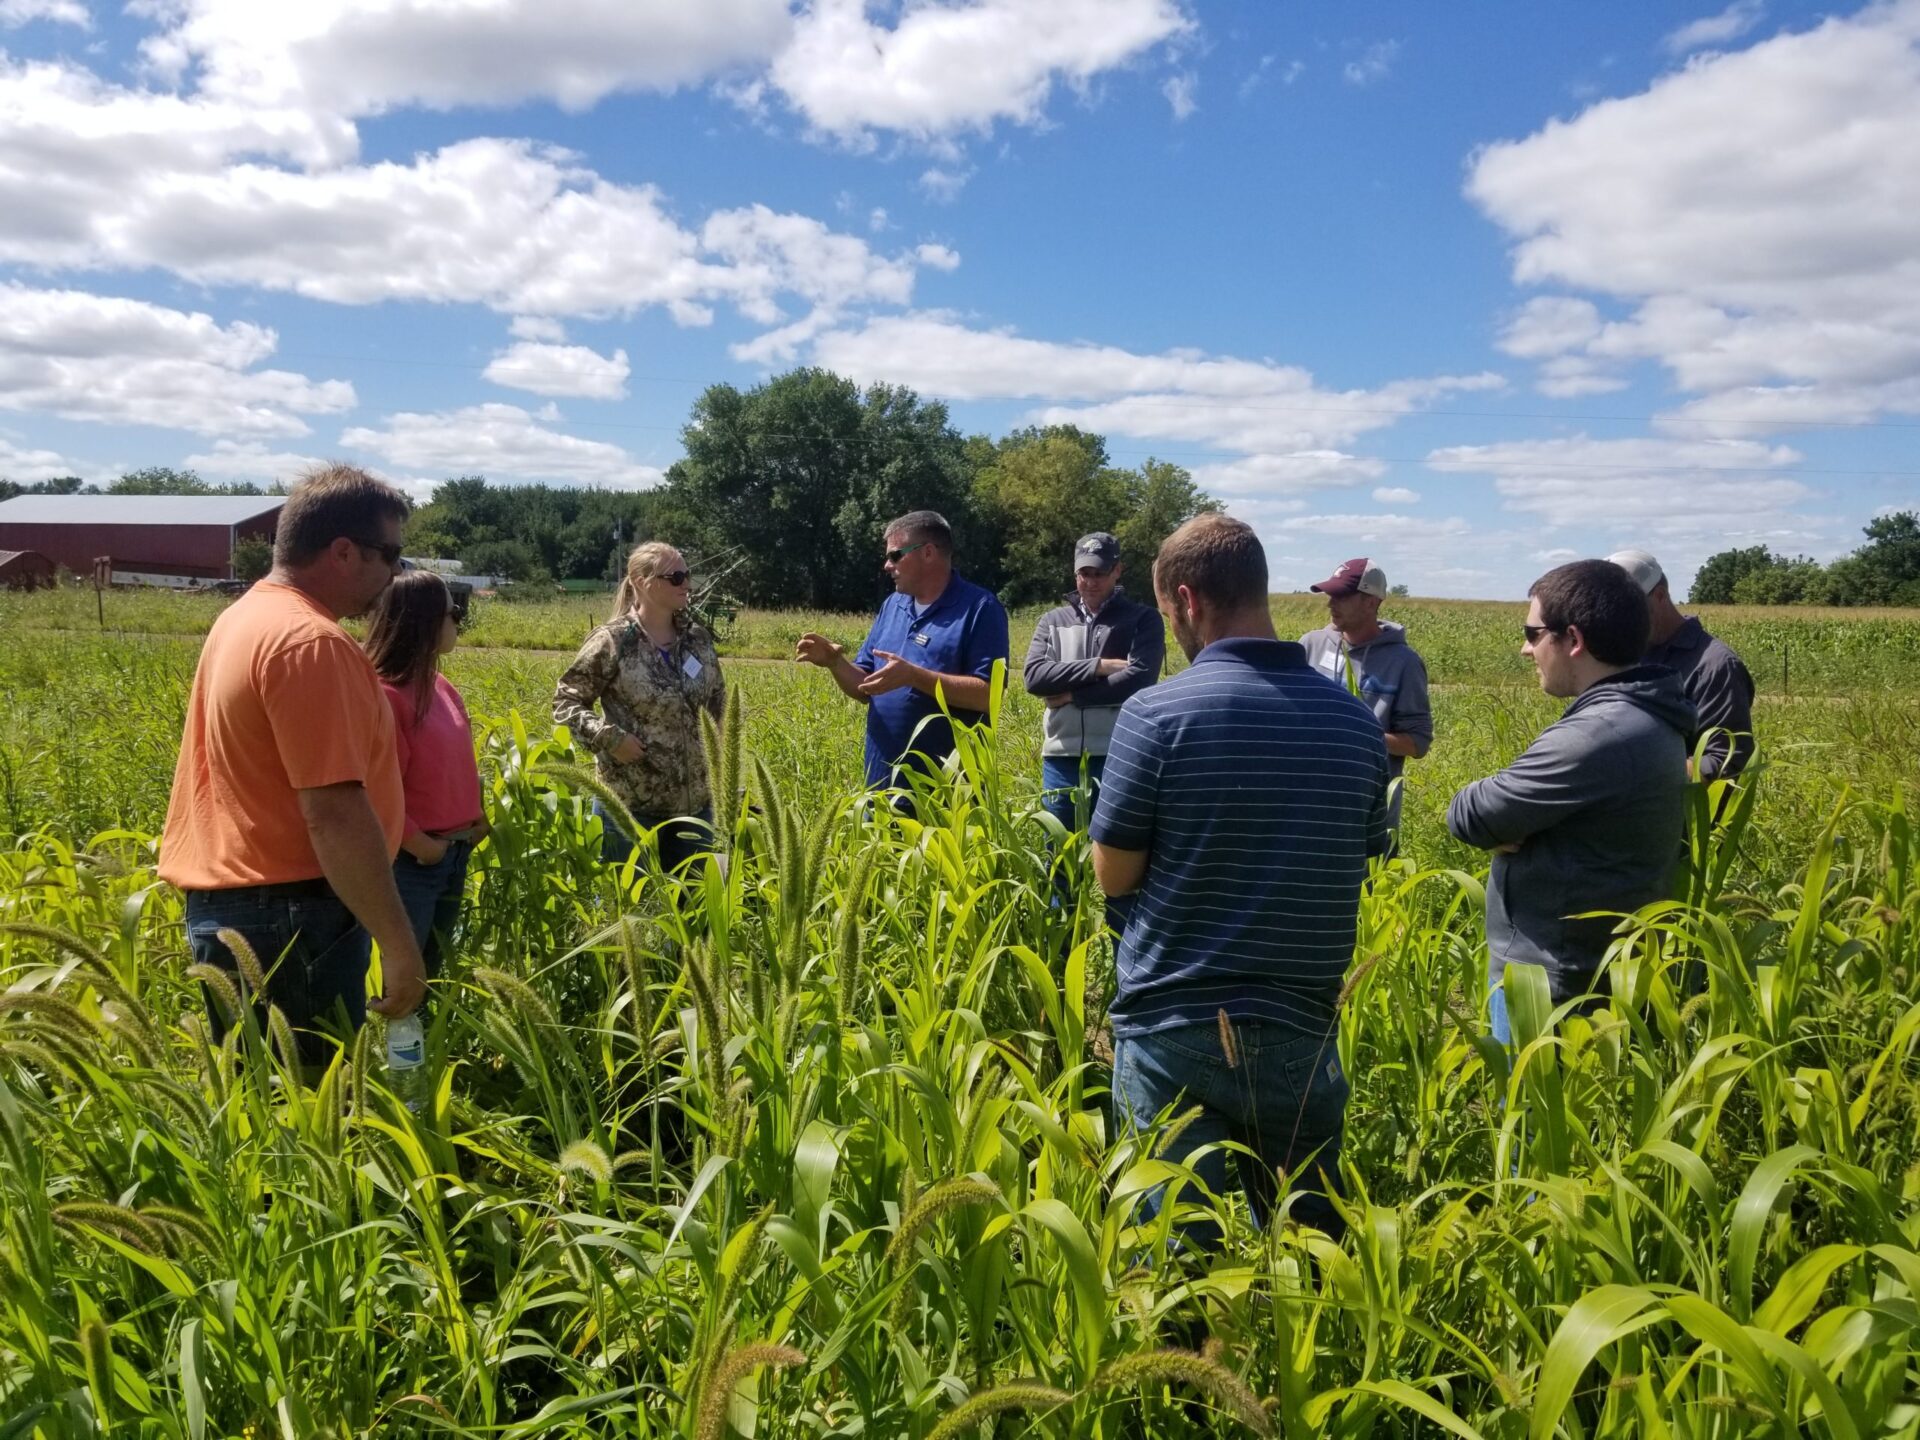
{"left": 652, "top": 570, "right": 692, "bottom": 587}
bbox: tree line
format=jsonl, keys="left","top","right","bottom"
{"left": 1691, "top": 512, "right": 1920, "bottom": 607}
{"left": 409, "top": 368, "right": 1218, "bottom": 608}
{"left": 3, "top": 369, "right": 1219, "bottom": 610}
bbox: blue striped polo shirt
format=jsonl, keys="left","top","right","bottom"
{"left": 1089, "top": 636, "right": 1390, "bottom": 1038}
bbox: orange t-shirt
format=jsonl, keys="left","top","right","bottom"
{"left": 157, "top": 581, "right": 405, "bottom": 890}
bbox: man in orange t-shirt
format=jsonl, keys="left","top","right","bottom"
{"left": 160, "top": 464, "right": 427, "bottom": 1061}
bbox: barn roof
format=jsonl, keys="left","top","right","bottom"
{"left": 0, "top": 549, "right": 53, "bottom": 567}
{"left": 0, "top": 495, "right": 284, "bottom": 526}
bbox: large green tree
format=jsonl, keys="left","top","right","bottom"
{"left": 662, "top": 369, "right": 974, "bottom": 610}
{"left": 1689, "top": 544, "right": 1789, "bottom": 604}
{"left": 406, "top": 477, "right": 665, "bottom": 584}
{"left": 970, "top": 426, "right": 1131, "bottom": 604}
{"left": 1114, "top": 458, "right": 1219, "bottom": 579}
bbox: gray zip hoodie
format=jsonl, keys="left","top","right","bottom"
{"left": 1023, "top": 588, "right": 1165, "bottom": 757}
{"left": 1299, "top": 621, "right": 1432, "bottom": 830}
{"left": 1446, "top": 665, "right": 1695, "bottom": 1001}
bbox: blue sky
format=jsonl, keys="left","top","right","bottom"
{"left": 2, "top": 0, "right": 1917, "bottom": 597}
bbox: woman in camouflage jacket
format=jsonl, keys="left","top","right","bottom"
{"left": 553, "top": 541, "right": 725, "bottom": 872}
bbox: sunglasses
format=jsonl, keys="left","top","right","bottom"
{"left": 651, "top": 569, "right": 691, "bottom": 587}
{"left": 885, "top": 541, "right": 928, "bottom": 564}
{"left": 1521, "top": 623, "right": 1562, "bottom": 644}
{"left": 353, "top": 537, "right": 404, "bottom": 568}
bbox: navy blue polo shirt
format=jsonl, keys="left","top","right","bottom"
{"left": 1090, "top": 637, "right": 1390, "bottom": 1038}
{"left": 854, "top": 571, "right": 1010, "bottom": 787}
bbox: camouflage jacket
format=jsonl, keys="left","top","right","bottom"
{"left": 553, "top": 615, "right": 726, "bottom": 820}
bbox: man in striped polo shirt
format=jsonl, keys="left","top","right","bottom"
{"left": 1091, "top": 514, "right": 1391, "bottom": 1242}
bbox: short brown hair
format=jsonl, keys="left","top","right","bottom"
{"left": 1529, "top": 559, "right": 1650, "bottom": 666}
{"left": 1153, "top": 513, "right": 1267, "bottom": 611}
{"left": 882, "top": 509, "right": 953, "bottom": 553}
{"left": 274, "top": 463, "right": 411, "bottom": 567}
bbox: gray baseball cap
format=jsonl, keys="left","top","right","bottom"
{"left": 1607, "top": 548, "right": 1666, "bottom": 594}
{"left": 1074, "top": 532, "right": 1121, "bottom": 570}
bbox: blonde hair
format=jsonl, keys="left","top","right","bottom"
{"left": 612, "top": 540, "right": 682, "bottom": 619}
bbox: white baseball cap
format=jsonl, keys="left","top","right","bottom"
{"left": 1606, "top": 548, "right": 1666, "bottom": 595}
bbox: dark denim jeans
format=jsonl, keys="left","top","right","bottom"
{"left": 1040, "top": 754, "right": 1134, "bottom": 935}
{"left": 1112, "top": 1019, "right": 1349, "bottom": 1244}
{"left": 596, "top": 801, "right": 716, "bottom": 876}
{"left": 184, "top": 881, "right": 370, "bottom": 1066}
{"left": 392, "top": 838, "right": 472, "bottom": 978}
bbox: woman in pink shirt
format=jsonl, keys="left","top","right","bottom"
{"left": 364, "top": 571, "right": 487, "bottom": 977}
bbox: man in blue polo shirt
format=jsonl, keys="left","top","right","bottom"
{"left": 795, "top": 509, "right": 1010, "bottom": 789}
{"left": 1091, "top": 514, "right": 1389, "bottom": 1242}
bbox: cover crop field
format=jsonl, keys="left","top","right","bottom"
{"left": 1, "top": 587, "right": 1918, "bottom": 1437}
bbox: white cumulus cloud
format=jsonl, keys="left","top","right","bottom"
{"left": 0, "top": 432, "right": 83, "bottom": 482}
{"left": 483, "top": 341, "right": 631, "bottom": 400}
{"left": 341, "top": 403, "right": 661, "bottom": 488}
{"left": 1469, "top": 2, "right": 1920, "bottom": 431}
{"left": 0, "top": 283, "right": 354, "bottom": 436}
{"left": 179, "top": 440, "right": 329, "bottom": 485}
{"left": 139, "top": 0, "right": 793, "bottom": 115}
{"left": 1, "top": 0, "right": 88, "bottom": 25}
{"left": 767, "top": 0, "right": 1192, "bottom": 142}
{"left": 1372, "top": 485, "right": 1420, "bottom": 503}
{"left": 807, "top": 311, "right": 1502, "bottom": 510}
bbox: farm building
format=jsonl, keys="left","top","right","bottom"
{"left": 0, "top": 549, "right": 56, "bottom": 589}
{"left": 0, "top": 495, "right": 284, "bottom": 582}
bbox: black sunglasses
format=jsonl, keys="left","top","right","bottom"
{"left": 651, "top": 569, "right": 691, "bottom": 587}
{"left": 1521, "top": 623, "right": 1563, "bottom": 644}
{"left": 885, "top": 541, "right": 928, "bottom": 564}
{"left": 353, "top": 536, "right": 404, "bottom": 567}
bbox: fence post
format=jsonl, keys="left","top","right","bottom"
{"left": 92, "top": 556, "right": 111, "bottom": 629}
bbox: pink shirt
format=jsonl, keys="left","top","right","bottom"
{"left": 381, "top": 673, "right": 484, "bottom": 838}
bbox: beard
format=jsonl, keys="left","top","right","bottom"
{"left": 1169, "top": 608, "right": 1202, "bottom": 662}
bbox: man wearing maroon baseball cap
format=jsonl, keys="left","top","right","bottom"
{"left": 1300, "top": 557, "right": 1433, "bottom": 840}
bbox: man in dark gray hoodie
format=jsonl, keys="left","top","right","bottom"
{"left": 1447, "top": 559, "right": 1695, "bottom": 1044}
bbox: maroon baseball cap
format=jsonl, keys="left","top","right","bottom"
{"left": 1310, "top": 558, "right": 1389, "bottom": 598}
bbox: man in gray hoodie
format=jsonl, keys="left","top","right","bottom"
{"left": 1300, "top": 557, "right": 1432, "bottom": 837}
{"left": 1447, "top": 559, "right": 1695, "bottom": 1044}
{"left": 1024, "top": 531, "right": 1166, "bottom": 930}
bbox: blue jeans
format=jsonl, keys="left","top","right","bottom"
{"left": 596, "top": 802, "right": 715, "bottom": 875}
{"left": 185, "top": 882, "right": 370, "bottom": 1065}
{"left": 1040, "top": 754, "right": 1133, "bottom": 935}
{"left": 1488, "top": 958, "right": 1603, "bottom": 1047}
{"left": 392, "top": 839, "right": 472, "bottom": 978}
{"left": 1113, "top": 1020, "right": 1349, "bottom": 1244}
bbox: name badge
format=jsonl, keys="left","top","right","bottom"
{"left": 682, "top": 654, "right": 704, "bottom": 680}
{"left": 1321, "top": 652, "right": 1341, "bottom": 675}
{"left": 912, "top": 632, "right": 931, "bottom": 647}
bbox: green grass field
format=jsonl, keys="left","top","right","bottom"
{"left": 1, "top": 585, "right": 1918, "bottom": 1436}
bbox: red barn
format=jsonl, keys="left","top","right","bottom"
{"left": 0, "top": 495, "right": 284, "bottom": 582}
